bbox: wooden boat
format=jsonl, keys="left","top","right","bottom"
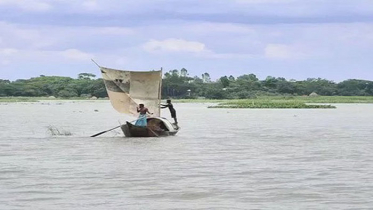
{"left": 96, "top": 62, "right": 179, "bottom": 137}
{"left": 121, "top": 117, "right": 179, "bottom": 137}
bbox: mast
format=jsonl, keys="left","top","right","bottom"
{"left": 158, "top": 67, "right": 163, "bottom": 116}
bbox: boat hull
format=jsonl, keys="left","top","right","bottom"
{"left": 121, "top": 117, "right": 179, "bottom": 137}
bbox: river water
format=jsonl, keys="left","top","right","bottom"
{"left": 1, "top": 101, "right": 373, "bottom": 210}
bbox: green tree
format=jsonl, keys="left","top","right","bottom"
{"left": 337, "top": 80, "right": 369, "bottom": 96}
{"left": 202, "top": 73, "right": 211, "bottom": 83}
{"left": 78, "top": 73, "right": 96, "bottom": 80}
{"left": 219, "top": 76, "right": 230, "bottom": 88}
{"left": 180, "top": 68, "right": 188, "bottom": 77}
{"left": 2, "top": 69, "right": 373, "bottom": 99}
{"left": 236, "top": 74, "right": 261, "bottom": 91}
{"left": 277, "top": 80, "right": 296, "bottom": 94}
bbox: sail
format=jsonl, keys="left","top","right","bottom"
{"left": 100, "top": 66, "right": 162, "bottom": 117}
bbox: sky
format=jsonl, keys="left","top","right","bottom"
{"left": 0, "top": 0, "right": 372, "bottom": 82}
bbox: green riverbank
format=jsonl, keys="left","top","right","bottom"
{"left": 178, "top": 96, "right": 373, "bottom": 109}
{"left": 1, "top": 96, "right": 373, "bottom": 109}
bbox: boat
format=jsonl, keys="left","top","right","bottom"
{"left": 122, "top": 117, "right": 179, "bottom": 137}
{"left": 97, "top": 63, "right": 180, "bottom": 137}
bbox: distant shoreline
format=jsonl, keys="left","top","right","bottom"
{"left": 1, "top": 96, "right": 373, "bottom": 109}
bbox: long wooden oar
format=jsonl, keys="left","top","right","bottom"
{"left": 90, "top": 125, "right": 121, "bottom": 137}
{"left": 148, "top": 128, "right": 159, "bottom": 137}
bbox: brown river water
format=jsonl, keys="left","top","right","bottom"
{"left": 1, "top": 101, "right": 373, "bottom": 209}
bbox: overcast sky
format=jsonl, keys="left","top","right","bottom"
{"left": 0, "top": 0, "right": 372, "bottom": 81}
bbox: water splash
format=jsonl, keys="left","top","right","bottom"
{"left": 47, "top": 126, "right": 72, "bottom": 136}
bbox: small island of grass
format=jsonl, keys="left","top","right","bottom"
{"left": 208, "top": 99, "right": 336, "bottom": 109}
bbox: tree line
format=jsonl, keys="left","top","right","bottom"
{"left": 0, "top": 73, "right": 107, "bottom": 98}
{"left": 1, "top": 69, "right": 373, "bottom": 99}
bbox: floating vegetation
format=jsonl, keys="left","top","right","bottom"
{"left": 0, "top": 97, "right": 39, "bottom": 103}
{"left": 282, "top": 96, "right": 373, "bottom": 104}
{"left": 176, "top": 96, "right": 373, "bottom": 104}
{"left": 47, "top": 126, "right": 72, "bottom": 136}
{"left": 208, "top": 100, "right": 336, "bottom": 109}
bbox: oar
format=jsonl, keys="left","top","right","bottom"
{"left": 90, "top": 125, "right": 121, "bottom": 137}
{"left": 148, "top": 128, "right": 159, "bottom": 137}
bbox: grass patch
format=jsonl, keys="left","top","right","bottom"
{"left": 279, "top": 96, "right": 373, "bottom": 103}
{"left": 209, "top": 100, "right": 335, "bottom": 109}
{"left": 174, "top": 99, "right": 227, "bottom": 103}
{"left": 176, "top": 96, "right": 373, "bottom": 104}
{"left": 208, "top": 101, "right": 336, "bottom": 109}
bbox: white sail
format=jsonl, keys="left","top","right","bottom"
{"left": 100, "top": 66, "right": 162, "bottom": 117}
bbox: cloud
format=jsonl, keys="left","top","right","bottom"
{"left": 0, "top": 0, "right": 52, "bottom": 12}
{"left": 1, "top": 1, "right": 373, "bottom": 81}
{"left": 0, "top": 48, "right": 18, "bottom": 56}
{"left": 0, "top": 48, "right": 94, "bottom": 65}
{"left": 264, "top": 44, "right": 304, "bottom": 59}
{"left": 0, "top": 21, "right": 55, "bottom": 50}
{"left": 183, "top": 22, "right": 254, "bottom": 35}
{"left": 2, "top": 0, "right": 372, "bottom": 28}
{"left": 200, "top": 52, "right": 254, "bottom": 59}
{"left": 95, "top": 27, "right": 134, "bottom": 36}
{"left": 140, "top": 37, "right": 255, "bottom": 59}
{"left": 236, "top": 0, "right": 297, "bottom": 4}
{"left": 0, "top": 48, "right": 18, "bottom": 65}
{"left": 0, "top": 21, "right": 135, "bottom": 53}
{"left": 61, "top": 49, "right": 94, "bottom": 60}
{"left": 142, "top": 38, "right": 207, "bottom": 53}
{"left": 82, "top": 0, "right": 99, "bottom": 11}
{"left": 265, "top": 44, "right": 292, "bottom": 59}
{"left": 1, "top": 60, "right": 10, "bottom": 65}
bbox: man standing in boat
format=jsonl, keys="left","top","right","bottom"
{"left": 135, "top": 104, "right": 153, "bottom": 127}
{"left": 161, "top": 99, "right": 178, "bottom": 125}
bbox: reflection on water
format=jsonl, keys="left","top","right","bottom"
{"left": 1, "top": 101, "right": 373, "bottom": 209}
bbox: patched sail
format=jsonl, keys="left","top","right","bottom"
{"left": 100, "top": 66, "right": 162, "bottom": 117}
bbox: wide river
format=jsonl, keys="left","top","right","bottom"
{"left": 1, "top": 101, "right": 373, "bottom": 210}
